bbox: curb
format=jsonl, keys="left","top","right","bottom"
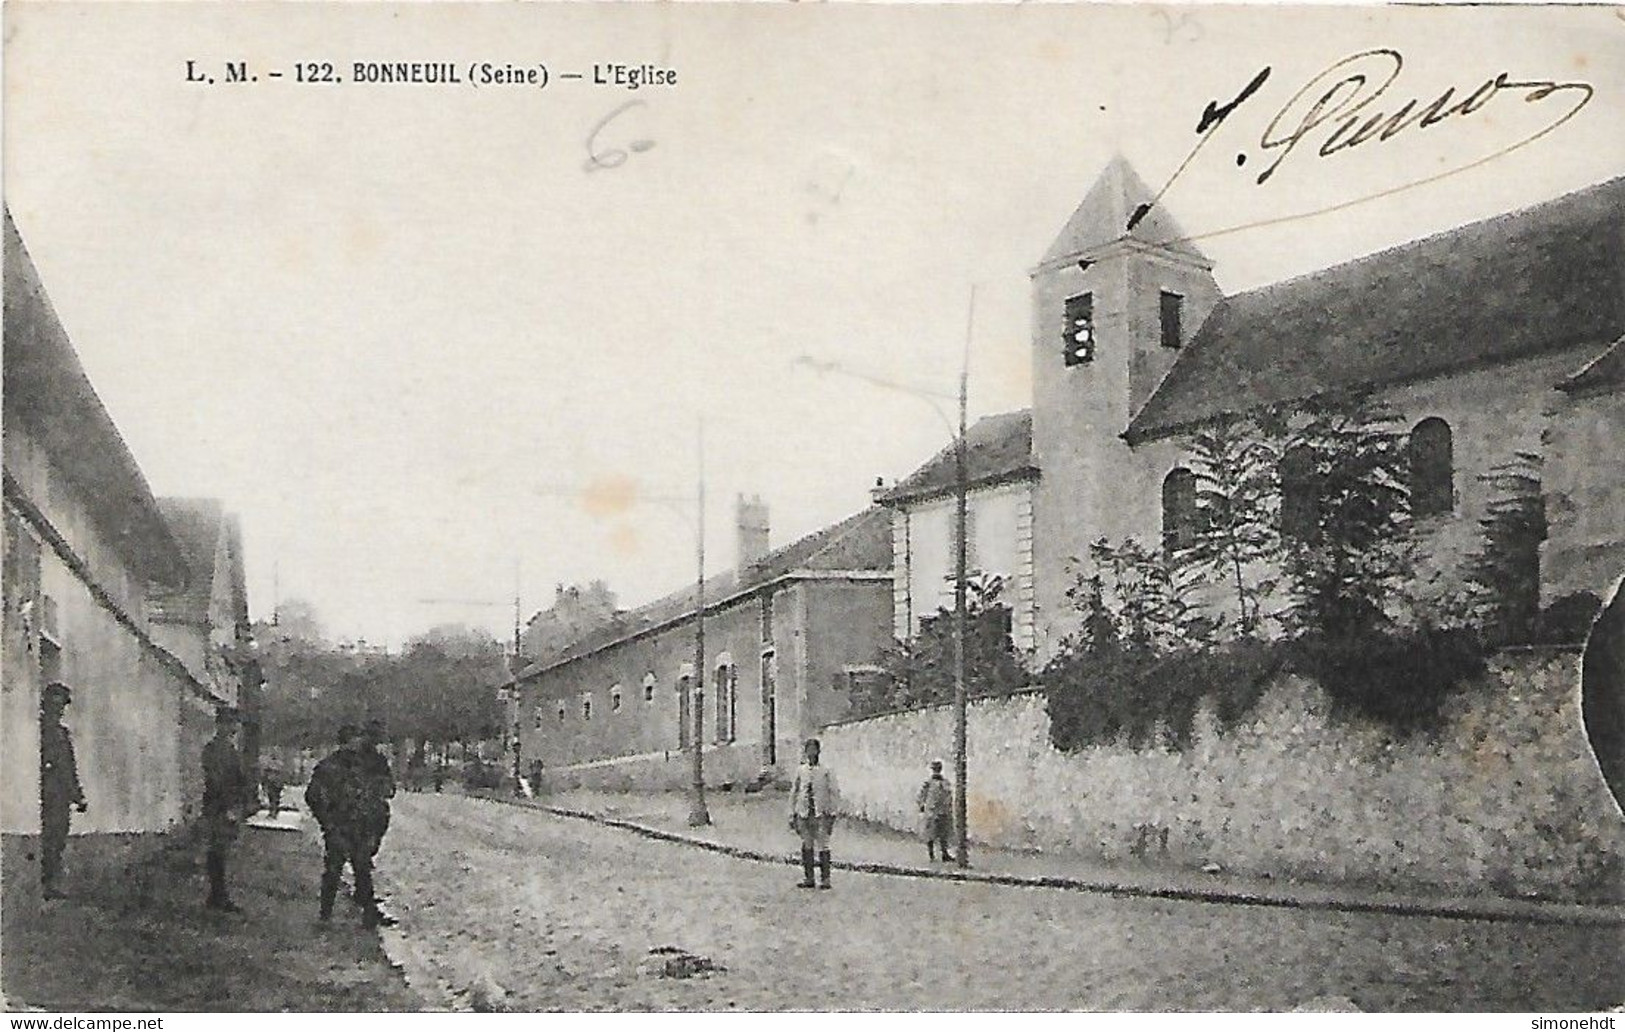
{"left": 486, "top": 794, "right": 1625, "bottom": 928}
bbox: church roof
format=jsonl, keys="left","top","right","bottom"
{"left": 876, "top": 409, "right": 1036, "bottom": 505}
{"left": 1040, "top": 155, "right": 1207, "bottom": 267}
{"left": 1126, "top": 175, "right": 1625, "bottom": 442}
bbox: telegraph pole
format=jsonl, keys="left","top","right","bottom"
{"left": 688, "top": 417, "right": 712, "bottom": 827}
{"left": 791, "top": 283, "right": 978, "bottom": 867}
{"left": 952, "top": 286, "right": 974, "bottom": 869}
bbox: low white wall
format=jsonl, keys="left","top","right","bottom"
{"left": 821, "top": 651, "right": 1625, "bottom": 901}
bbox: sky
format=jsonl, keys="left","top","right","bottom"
{"left": 5, "top": 3, "right": 1623, "bottom": 647}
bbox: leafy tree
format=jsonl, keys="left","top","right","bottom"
{"left": 862, "top": 571, "right": 1026, "bottom": 718}
{"left": 1464, "top": 452, "right": 1546, "bottom": 646}
{"left": 1278, "top": 397, "right": 1413, "bottom": 639}
{"left": 1086, "top": 537, "right": 1211, "bottom": 650}
{"left": 1183, "top": 414, "right": 1283, "bottom": 636}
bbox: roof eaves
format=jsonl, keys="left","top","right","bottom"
{"left": 877, "top": 464, "right": 1041, "bottom": 506}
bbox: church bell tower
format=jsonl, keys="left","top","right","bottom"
{"left": 1028, "top": 155, "right": 1221, "bottom": 654}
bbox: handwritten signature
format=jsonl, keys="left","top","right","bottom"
{"left": 1131, "top": 49, "right": 1594, "bottom": 235}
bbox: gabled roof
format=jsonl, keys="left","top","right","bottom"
{"left": 876, "top": 409, "right": 1036, "bottom": 505}
{"left": 1558, "top": 336, "right": 1625, "bottom": 395}
{"left": 1126, "top": 175, "right": 1625, "bottom": 442}
{"left": 513, "top": 506, "right": 892, "bottom": 680}
{"left": 1040, "top": 155, "right": 1207, "bottom": 267}
{"left": 3, "top": 209, "right": 188, "bottom": 587}
{"left": 149, "top": 498, "right": 227, "bottom": 624}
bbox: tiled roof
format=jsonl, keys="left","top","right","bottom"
{"left": 513, "top": 506, "right": 892, "bottom": 679}
{"left": 876, "top": 409, "right": 1036, "bottom": 504}
{"left": 3, "top": 209, "right": 188, "bottom": 586}
{"left": 1559, "top": 336, "right": 1625, "bottom": 394}
{"left": 1126, "top": 175, "right": 1625, "bottom": 441}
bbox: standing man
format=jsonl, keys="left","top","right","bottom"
{"left": 916, "top": 759, "right": 955, "bottom": 863}
{"left": 201, "top": 707, "right": 252, "bottom": 912}
{"left": 357, "top": 719, "right": 395, "bottom": 869}
{"left": 261, "top": 755, "right": 287, "bottom": 816}
{"left": 307, "top": 725, "right": 386, "bottom": 928}
{"left": 39, "top": 682, "right": 86, "bottom": 901}
{"left": 788, "top": 737, "right": 840, "bottom": 890}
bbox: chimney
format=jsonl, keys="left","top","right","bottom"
{"left": 736, "top": 494, "right": 770, "bottom": 569}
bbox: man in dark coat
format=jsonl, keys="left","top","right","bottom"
{"left": 306, "top": 725, "right": 389, "bottom": 927}
{"left": 39, "top": 681, "right": 86, "bottom": 900}
{"left": 201, "top": 707, "right": 253, "bottom": 911}
{"left": 357, "top": 719, "right": 395, "bottom": 863}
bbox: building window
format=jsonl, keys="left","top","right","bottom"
{"left": 581, "top": 694, "right": 592, "bottom": 721}
{"left": 1160, "top": 291, "right": 1183, "bottom": 349}
{"left": 1281, "top": 445, "right": 1320, "bottom": 541}
{"left": 678, "top": 675, "right": 691, "bottom": 750}
{"left": 643, "top": 672, "right": 657, "bottom": 703}
{"left": 1161, "top": 467, "right": 1198, "bottom": 553}
{"left": 610, "top": 685, "right": 622, "bottom": 712}
{"left": 557, "top": 702, "right": 566, "bottom": 723}
{"left": 945, "top": 504, "right": 979, "bottom": 574}
{"left": 760, "top": 595, "right": 774, "bottom": 646}
{"left": 534, "top": 705, "right": 544, "bottom": 730}
{"left": 760, "top": 650, "right": 777, "bottom": 767}
{"left": 1063, "top": 293, "right": 1094, "bottom": 366}
{"left": 1408, "top": 417, "right": 1454, "bottom": 518}
{"left": 714, "top": 661, "right": 737, "bottom": 744}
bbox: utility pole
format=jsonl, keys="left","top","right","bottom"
{"left": 511, "top": 559, "right": 523, "bottom": 790}
{"left": 688, "top": 417, "right": 712, "bottom": 826}
{"left": 791, "top": 282, "right": 978, "bottom": 867}
{"left": 952, "top": 286, "right": 974, "bottom": 869}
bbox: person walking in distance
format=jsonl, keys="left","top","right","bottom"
{"left": 306, "top": 725, "right": 387, "bottom": 927}
{"left": 201, "top": 707, "right": 253, "bottom": 912}
{"left": 39, "top": 682, "right": 86, "bottom": 901}
{"left": 789, "top": 737, "right": 840, "bottom": 890}
{"left": 917, "top": 759, "right": 955, "bottom": 863}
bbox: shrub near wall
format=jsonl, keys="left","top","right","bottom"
{"left": 820, "top": 650, "right": 1625, "bottom": 902}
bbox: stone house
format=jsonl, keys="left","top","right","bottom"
{"left": 513, "top": 500, "right": 893, "bottom": 790}
{"left": 148, "top": 497, "right": 261, "bottom": 775}
{"left": 880, "top": 159, "right": 1625, "bottom": 657}
{"left": 2, "top": 208, "right": 252, "bottom": 905}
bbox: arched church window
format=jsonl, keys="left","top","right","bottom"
{"left": 1407, "top": 417, "right": 1454, "bottom": 518}
{"left": 1281, "top": 445, "right": 1320, "bottom": 541}
{"left": 1161, "top": 467, "right": 1198, "bottom": 553}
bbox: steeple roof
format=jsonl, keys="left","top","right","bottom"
{"left": 1040, "top": 155, "right": 1207, "bottom": 266}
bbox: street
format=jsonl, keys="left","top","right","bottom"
{"left": 376, "top": 794, "right": 1624, "bottom": 1011}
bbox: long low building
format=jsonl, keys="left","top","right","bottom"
{"left": 2, "top": 208, "right": 254, "bottom": 909}
{"left": 514, "top": 501, "right": 894, "bottom": 790}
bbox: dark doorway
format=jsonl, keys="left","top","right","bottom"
{"left": 760, "top": 651, "right": 777, "bottom": 768}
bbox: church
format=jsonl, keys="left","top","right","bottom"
{"left": 879, "top": 158, "right": 1625, "bottom": 659}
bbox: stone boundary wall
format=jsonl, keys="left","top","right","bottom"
{"left": 820, "top": 651, "right": 1625, "bottom": 902}
{"left": 536, "top": 740, "right": 775, "bottom": 794}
